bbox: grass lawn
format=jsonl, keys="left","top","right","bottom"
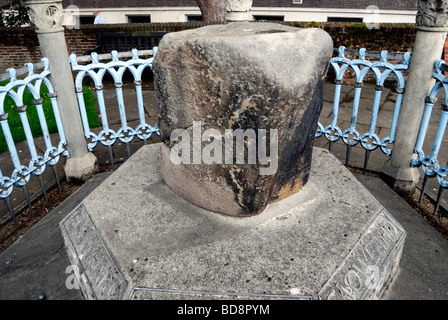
{"left": 0, "top": 81, "right": 99, "bottom": 154}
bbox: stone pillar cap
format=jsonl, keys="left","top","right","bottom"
{"left": 225, "top": 0, "right": 253, "bottom": 22}
{"left": 25, "top": 0, "right": 64, "bottom": 32}
{"left": 416, "top": 0, "right": 448, "bottom": 30}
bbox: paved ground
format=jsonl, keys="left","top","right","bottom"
{"left": 0, "top": 81, "right": 447, "bottom": 300}
{"left": 1, "top": 166, "right": 447, "bottom": 300}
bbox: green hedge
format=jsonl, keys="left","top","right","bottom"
{"left": 0, "top": 82, "right": 99, "bottom": 153}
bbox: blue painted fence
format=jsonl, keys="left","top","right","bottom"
{"left": 71, "top": 45, "right": 412, "bottom": 174}
{"left": 412, "top": 60, "right": 448, "bottom": 214}
{"left": 0, "top": 58, "right": 68, "bottom": 223}
{"left": 69, "top": 48, "right": 160, "bottom": 169}
{"left": 316, "top": 46, "right": 411, "bottom": 172}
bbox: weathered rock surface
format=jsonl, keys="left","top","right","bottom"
{"left": 154, "top": 22, "right": 333, "bottom": 216}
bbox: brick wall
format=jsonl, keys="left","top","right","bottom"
{"left": 0, "top": 26, "right": 99, "bottom": 72}
{"left": 0, "top": 22, "right": 226, "bottom": 73}
{"left": 65, "top": 27, "right": 99, "bottom": 57}
{"left": 0, "top": 27, "right": 41, "bottom": 72}
{"left": 0, "top": 21, "right": 420, "bottom": 74}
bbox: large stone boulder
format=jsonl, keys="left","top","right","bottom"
{"left": 154, "top": 22, "right": 333, "bottom": 216}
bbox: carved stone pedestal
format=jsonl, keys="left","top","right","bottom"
{"left": 60, "top": 144, "right": 406, "bottom": 300}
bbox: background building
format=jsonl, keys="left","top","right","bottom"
{"left": 61, "top": 0, "right": 418, "bottom": 25}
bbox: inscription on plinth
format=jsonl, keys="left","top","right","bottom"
{"left": 129, "top": 287, "right": 313, "bottom": 300}
{"left": 60, "top": 205, "right": 127, "bottom": 300}
{"left": 318, "top": 210, "right": 406, "bottom": 300}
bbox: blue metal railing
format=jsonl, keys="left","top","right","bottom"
{"left": 412, "top": 60, "right": 448, "bottom": 214}
{"left": 316, "top": 46, "right": 411, "bottom": 172}
{"left": 0, "top": 58, "right": 68, "bottom": 223}
{"left": 69, "top": 48, "right": 160, "bottom": 169}
{"left": 70, "top": 45, "right": 412, "bottom": 174}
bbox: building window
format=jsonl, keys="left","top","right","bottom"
{"left": 327, "top": 17, "right": 363, "bottom": 23}
{"left": 253, "top": 15, "right": 284, "bottom": 22}
{"left": 127, "top": 15, "right": 151, "bottom": 23}
{"left": 186, "top": 15, "right": 203, "bottom": 22}
{"left": 79, "top": 16, "right": 95, "bottom": 25}
{"left": 293, "top": 0, "right": 303, "bottom": 3}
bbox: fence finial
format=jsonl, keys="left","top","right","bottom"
{"left": 41, "top": 57, "right": 50, "bottom": 71}
{"left": 403, "top": 52, "right": 411, "bottom": 65}
{"left": 131, "top": 48, "right": 139, "bottom": 60}
{"left": 338, "top": 46, "right": 346, "bottom": 58}
{"left": 25, "top": 62, "right": 35, "bottom": 76}
{"left": 91, "top": 52, "right": 99, "bottom": 64}
{"left": 435, "top": 59, "right": 445, "bottom": 75}
{"left": 69, "top": 53, "right": 78, "bottom": 67}
{"left": 111, "top": 50, "right": 119, "bottom": 62}
{"left": 6, "top": 68, "right": 17, "bottom": 82}
{"left": 359, "top": 48, "right": 366, "bottom": 60}
{"left": 380, "top": 50, "right": 388, "bottom": 63}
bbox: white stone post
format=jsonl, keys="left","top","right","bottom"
{"left": 381, "top": 0, "right": 448, "bottom": 195}
{"left": 25, "top": 0, "right": 97, "bottom": 181}
{"left": 225, "top": 0, "right": 252, "bottom": 22}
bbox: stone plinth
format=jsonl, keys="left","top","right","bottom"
{"left": 60, "top": 143, "right": 406, "bottom": 300}
{"left": 154, "top": 22, "right": 333, "bottom": 217}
